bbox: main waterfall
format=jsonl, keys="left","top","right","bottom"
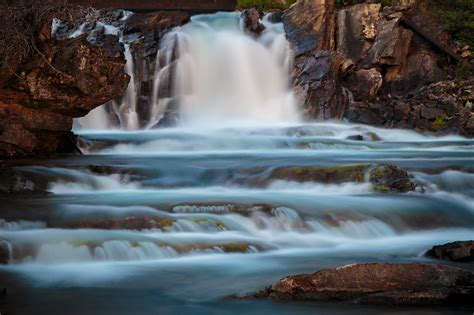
{"left": 168, "top": 13, "right": 298, "bottom": 126}
{"left": 76, "top": 12, "right": 299, "bottom": 130}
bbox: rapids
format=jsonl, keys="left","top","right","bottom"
{"left": 1, "top": 11, "right": 473, "bottom": 315}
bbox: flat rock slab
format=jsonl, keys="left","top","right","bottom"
{"left": 427, "top": 241, "right": 474, "bottom": 262}
{"left": 251, "top": 263, "right": 474, "bottom": 305}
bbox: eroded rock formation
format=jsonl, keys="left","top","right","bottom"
{"left": 0, "top": 26, "right": 129, "bottom": 157}
{"left": 284, "top": 0, "right": 473, "bottom": 136}
{"left": 251, "top": 263, "right": 474, "bottom": 305}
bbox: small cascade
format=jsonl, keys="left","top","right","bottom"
{"left": 148, "top": 34, "right": 178, "bottom": 128}
{"left": 113, "top": 43, "right": 139, "bottom": 130}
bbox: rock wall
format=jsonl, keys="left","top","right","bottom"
{"left": 284, "top": 0, "right": 474, "bottom": 136}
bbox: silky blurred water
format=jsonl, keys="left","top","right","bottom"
{"left": 1, "top": 11, "right": 474, "bottom": 315}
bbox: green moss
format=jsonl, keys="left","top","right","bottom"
{"left": 433, "top": 116, "right": 447, "bottom": 128}
{"left": 99, "top": 64, "right": 108, "bottom": 77}
{"left": 221, "top": 243, "right": 251, "bottom": 253}
{"left": 237, "top": 0, "right": 296, "bottom": 10}
{"left": 366, "top": 131, "right": 381, "bottom": 141}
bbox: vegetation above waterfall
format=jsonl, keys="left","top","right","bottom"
{"left": 0, "top": 0, "right": 90, "bottom": 79}
{"left": 237, "top": 0, "right": 296, "bottom": 10}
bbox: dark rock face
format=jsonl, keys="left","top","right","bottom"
{"left": 242, "top": 8, "right": 265, "bottom": 36}
{"left": 427, "top": 241, "right": 474, "bottom": 262}
{"left": 0, "top": 34, "right": 129, "bottom": 157}
{"left": 292, "top": 50, "right": 350, "bottom": 119}
{"left": 252, "top": 263, "right": 474, "bottom": 305}
{"left": 344, "top": 79, "right": 474, "bottom": 136}
{"left": 125, "top": 11, "right": 191, "bottom": 59}
{"left": 284, "top": 0, "right": 473, "bottom": 136}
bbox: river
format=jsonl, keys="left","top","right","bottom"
{"left": 0, "top": 11, "right": 473, "bottom": 315}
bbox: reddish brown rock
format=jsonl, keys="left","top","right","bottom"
{"left": 346, "top": 68, "right": 383, "bottom": 101}
{"left": 0, "top": 34, "right": 129, "bottom": 157}
{"left": 252, "top": 263, "right": 474, "bottom": 305}
{"left": 427, "top": 241, "right": 474, "bottom": 262}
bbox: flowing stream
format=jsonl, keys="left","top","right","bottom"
{"left": 1, "top": 12, "right": 474, "bottom": 315}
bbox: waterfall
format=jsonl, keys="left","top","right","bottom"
{"left": 75, "top": 11, "right": 299, "bottom": 130}
{"left": 168, "top": 12, "right": 299, "bottom": 127}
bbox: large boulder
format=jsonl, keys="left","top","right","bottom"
{"left": 252, "top": 263, "right": 474, "bottom": 305}
{"left": 427, "top": 241, "right": 474, "bottom": 262}
{"left": 0, "top": 34, "right": 129, "bottom": 157}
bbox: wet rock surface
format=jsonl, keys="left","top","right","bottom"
{"left": 0, "top": 164, "right": 48, "bottom": 195}
{"left": 242, "top": 8, "right": 265, "bottom": 36}
{"left": 125, "top": 11, "right": 191, "bottom": 59}
{"left": 250, "top": 263, "right": 474, "bottom": 305}
{"left": 427, "top": 241, "right": 474, "bottom": 262}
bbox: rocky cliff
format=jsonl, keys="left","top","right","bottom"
{"left": 284, "top": 0, "right": 474, "bottom": 136}
{"left": 0, "top": 15, "right": 130, "bottom": 157}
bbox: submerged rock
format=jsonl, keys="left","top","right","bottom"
{"left": 0, "top": 164, "right": 48, "bottom": 195}
{"left": 427, "top": 241, "right": 474, "bottom": 263}
{"left": 251, "top": 263, "right": 474, "bottom": 305}
{"left": 368, "top": 164, "right": 416, "bottom": 193}
{"left": 253, "top": 164, "right": 417, "bottom": 193}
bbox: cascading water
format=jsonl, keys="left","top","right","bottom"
{"left": 1, "top": 10, "right": 474, "bottom": 315}
{"left": 72, "top": 12, "right": 140, "bottom": 130}
{"left": 76, "top": 12, "right": 299, "bottom": 130}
